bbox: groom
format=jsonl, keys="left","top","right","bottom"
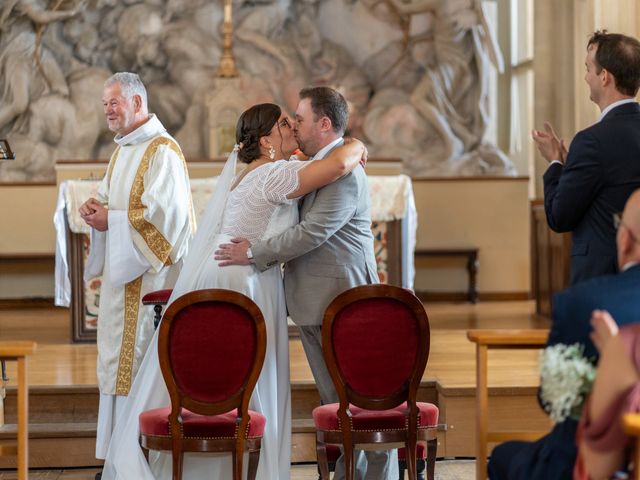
{"left": 216, "top": 86, "right": 397, "bottom": 479}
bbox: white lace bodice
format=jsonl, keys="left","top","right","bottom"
{"left": 220, "top": 159, "right": 308, "bottom": 243}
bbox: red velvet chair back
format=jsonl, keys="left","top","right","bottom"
{"left": 323, "top": 284, "right": 430, "bottom": 410}
{"left": 158, "top": 289, "right": 266, "bottom": 418}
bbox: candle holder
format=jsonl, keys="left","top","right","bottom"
{"left": 217, "top": 0, "right": 239, "bottom": 78}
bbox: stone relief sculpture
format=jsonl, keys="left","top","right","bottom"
{"left": 0, "top": 0, "right": 115, "bottom": 180}
{"left": 0, "top": 0, "right": 81, "bottom": 133}
{"left": 0, "top": 0, "right": 515, "bottom": 181}
{"left": 360, "top": 0, "right": 516, "bottom": 175}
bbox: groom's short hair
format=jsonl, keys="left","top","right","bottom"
{"left": 299, "top": 86, "right": 349, "bottom": 135}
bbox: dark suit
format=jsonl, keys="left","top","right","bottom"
{"left": 488, "top": 264, "right": 640, "bottom": 479}
{"left": 543, "top": 102, "right": 640, "bottom": 285}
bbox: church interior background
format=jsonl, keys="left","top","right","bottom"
{"left": 5, "top": 0, "right": 639, "bottom": 302}
{"left": 2, "top": 0, "right": 640, "bottom": 477}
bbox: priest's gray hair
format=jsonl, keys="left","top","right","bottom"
{"left": 105, "top": 72, "right": 148, "bottom": 107}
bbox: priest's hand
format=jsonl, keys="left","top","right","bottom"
{"left": 79, "top": 197, "right": 108, "bottom": 231}
{"left": 215, "top": 238, "right": 252, "bottom": 266}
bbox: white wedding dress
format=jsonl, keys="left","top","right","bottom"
{"left": 102, "top": 158, "right": 309, "bottom": 480}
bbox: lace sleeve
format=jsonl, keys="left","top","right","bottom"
{"left": 262, "top": 159, "right": 310, "bottom": 205}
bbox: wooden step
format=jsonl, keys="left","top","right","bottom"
{"left": 0, "top": 421, "right": 96, "bottom": 439}
{"left": 435, "top": 383, "right": 552, "bottom": 457}
{"left": 292, "top": 418, "right": 317, "bottom": 463}
{"left": 0, "top": 422, "right": 101, "bottom": 468}
{"left": 292, "top": 418, "right": 315, "bottom": 433}
{"left": 2, "top": 385, "right": 98, "bottom": 424}
{"left": 2, "top": 379, "right": 550, "bottom": 464}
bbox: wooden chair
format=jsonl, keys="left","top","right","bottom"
{"left": 141, "top": 289, "right": 173, "bottom": 329}
{"left": 467, "top": 329, "right": 549, "bottom": 480}
{"left": 138, "top": 289, "right": 267, "bottom": 480}
{"left": 0, "top": 341, "right": 37, "bottom": 480}
{"left": 313, "top": 284, "right": 439, "bottom": 480}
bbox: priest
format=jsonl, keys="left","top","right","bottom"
{"left": 79, "top": 72, "right": 195, "bottom": 463}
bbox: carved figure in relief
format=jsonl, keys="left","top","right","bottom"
{"left": 0, "top": 0, "right": 84, "bottom": 134}
{"left": 364, "top": 0, "right": 515, "bottom": 175}
{"left": 288, "top": 1, "right": 372, "bottom": 137}
{"left": 0, "top": 66, "right": 111, "bottom": 181}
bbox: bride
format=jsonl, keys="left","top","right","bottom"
{"left": 101, "top": 102, "right": 366, "bottom": 479}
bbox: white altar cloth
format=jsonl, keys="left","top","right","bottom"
{"left": 54, "top": 175, "right": 417, "bottom": 307}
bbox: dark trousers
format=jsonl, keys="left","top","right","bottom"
{"left": 488, "top": 420, "right": 578, "bottom": 480}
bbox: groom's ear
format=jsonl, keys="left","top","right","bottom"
{"left": 319, "top": 116, "right": 332, "bottom": 132}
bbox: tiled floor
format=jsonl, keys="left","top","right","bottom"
{"left": 0, "top": 460, "right": 476, "bottom": 479}
{"left": 0, "top": 470, "right": 100, "bottom": 479}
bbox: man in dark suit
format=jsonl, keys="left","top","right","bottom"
{"left": 533, "top": 30, "right": 640, "bottom": 285}
{"left": 488, "top": 188, "right": 640, "bottom": 479}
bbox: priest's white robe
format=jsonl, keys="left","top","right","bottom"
{"left": 85, "top": 115, "right": 195, "bottom": 458}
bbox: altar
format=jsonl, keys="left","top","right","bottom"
{"left": 54, "top": 174, "right": 417, "bottom": 342}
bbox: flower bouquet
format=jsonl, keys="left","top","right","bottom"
{"left": 539, "top": 343, "right": 597, "bottom": 422}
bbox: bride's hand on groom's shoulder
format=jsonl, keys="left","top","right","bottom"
{"left": 361, "top": 145, "right": 369, "bottom": 167}
{"left": 343, "top": 137, "right": 368, "bottom": 167}
{"left": 214, "top": 237, "right": 252, "bottom": 267}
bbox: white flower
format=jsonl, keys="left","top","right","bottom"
{"left": 539, "top": 343, "right": 596, "bottom": 423}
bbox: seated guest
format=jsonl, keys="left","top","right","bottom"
{"left": 574, "top": 311, "right": 640, "bottom": 479}
{"left": 488, "top": 189, "right": 640, "bottom": 479}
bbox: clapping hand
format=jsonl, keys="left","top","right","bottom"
{"left": 79, "top": 197, "right": 109, "bottom": 231}
{"left": 532, "top": 122, "right": 568, "bottom": 163}
{"left": 590, "top": 309, "right": 619, "bottom": 353}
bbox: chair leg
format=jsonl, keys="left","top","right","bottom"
{"left": 247, "top": 449, "right": 260, "bottom": 480}
{"left": 171, "top": 449, "right": 184, "bottom": 480}
{"left": 142, "top": 446, "right": 149, "bottom": 463}
{"left": 231, "top": 450, "right": 242, "bottom": 480}
{"left": 426, "top": 438, "right": 437, "bottom": 480}
{"left": 234, "top": 438, "right": 247, "bottom": 480}
{"left": 406, "top": 440, "right": 418, "bottom": 480}
{"left": 316, "top": 439, "right": 330, "bottom": 480}
{"left": 344, "top": 442, "right": 355, "bottom": 480}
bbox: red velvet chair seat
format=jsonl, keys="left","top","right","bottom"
{"left": 140, "top": 407, "right": 266, "bottom": 439}
{"left": 141, "top": 289, "right": 173, "bottom": 305}
{"left": 313, "top": 401, "right": 438, "bottom": 432}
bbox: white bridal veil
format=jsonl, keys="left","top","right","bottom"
{"left": 167, "top": 145, "right": 239, "bottom": 304}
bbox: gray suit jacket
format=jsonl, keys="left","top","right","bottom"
{"left": 252, "top": 157, "right": 378, "bottom": 326}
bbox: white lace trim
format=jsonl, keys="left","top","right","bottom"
{"left": 220, "top": 160, "right": 307, "bottom": 243}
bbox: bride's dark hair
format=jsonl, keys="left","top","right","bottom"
{"left": 235, "top": 103, "right": 281, "bottom": 164}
